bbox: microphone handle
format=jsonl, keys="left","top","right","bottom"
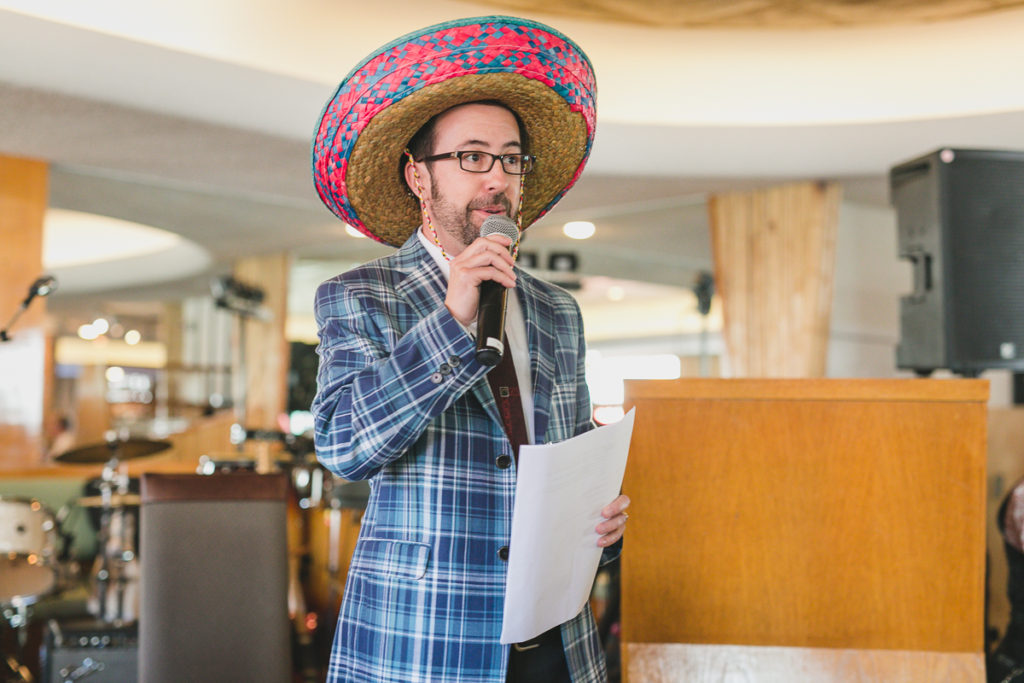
{"left": 475, "top": 280, "right": 508, "bottom": 366}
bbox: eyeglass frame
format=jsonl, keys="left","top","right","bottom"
{"left": 417, "top": 150, "right": 536, "bottom": 175}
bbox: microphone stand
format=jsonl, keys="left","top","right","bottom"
{"left": 0, "top": 304, "right": 29, "bottom": 342}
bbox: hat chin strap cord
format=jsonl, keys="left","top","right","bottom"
{"left": 404, "top": 149, "right": 524, "bottom": 263}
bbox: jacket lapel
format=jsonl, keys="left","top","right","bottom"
{"left": 393, "top": 236, "right": 448, "bottom": 319}
{"left": 392, "top": 235, "right": 503, "bottom": 428}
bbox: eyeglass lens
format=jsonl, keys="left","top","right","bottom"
{"left": 459, "top": 152, "right": 532, "bottom": 174}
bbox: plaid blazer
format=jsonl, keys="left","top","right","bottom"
{"left": 313, "top": 234, "right": 611, "bottom": 682}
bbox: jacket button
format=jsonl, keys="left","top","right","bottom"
{"left": 495, "top": 454, "right": 512, "bottom": 469}
{"left": 448, "top": 355, "right": 462, "bottom": 368}
{"left": 429, "top": 372, "right": 443, "bottom": 384}
{"left": 439, "top": 363, "right": 451, "bottom": 375}
{"left": 497, "top": 546, "right": 509, "bottom": 561}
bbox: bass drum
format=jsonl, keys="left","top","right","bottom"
{"left": 0, "top": 497, "right": 57, "bottom": 605}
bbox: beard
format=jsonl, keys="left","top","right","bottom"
{"left": 430, "top": 187, "right": 514, "bottom": 247}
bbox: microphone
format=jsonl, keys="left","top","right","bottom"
{"left": 24, "top": 275, "right": 58, "bottom": 306}
{"left": 1, "top": 274, "right": 58, "bottom": 342}
{"left": 475, "top": 215, "right": 520, "bottom": 366}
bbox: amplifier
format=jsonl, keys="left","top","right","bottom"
{"left": 43, "top": 619, "right": 138, "bottom": 683}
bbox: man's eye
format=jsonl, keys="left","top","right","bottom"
{"left": 462, "top": 152, "right": 483, "bottom": 163}
{"left": 504, "top": 156, "right": 521, "bottom": 168}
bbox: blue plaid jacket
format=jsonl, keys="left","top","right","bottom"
{"left": 313, "top": 234, "right": 612, "bottom": 682}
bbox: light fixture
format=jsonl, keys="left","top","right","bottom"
{"left": 124, "top": 330, "right": 142, "bottom": 345}
{"left": 517, "top": 251, "right": 539, "bottom": 269}
{"left": 563, "top": 221, "right": 595, "bottom": 240}
{"left": 547, "top": 252, "right": 578, "bottom": 273}
{"left": 211, "top": 276, "right": 269, "bottom": 320}
{"left": 78, "top": 323, "right": 100, "bottom": 340}
{"left": 92, "top": 317, "right": 110, "bottom": 335}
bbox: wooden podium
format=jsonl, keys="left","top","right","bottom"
{"left": 621, "top": 379, "right": 988, "bottom": 681}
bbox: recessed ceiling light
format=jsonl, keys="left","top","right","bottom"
{"left": 563, "top": 221, "right": 595, "bottom": 240}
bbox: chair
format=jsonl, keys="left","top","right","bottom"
{"left": 139, "top": 472, "right": 290, "bottom": 683}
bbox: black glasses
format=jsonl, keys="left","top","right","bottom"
{"left": 419, "top": 150, "right": 535, "bottom": 175}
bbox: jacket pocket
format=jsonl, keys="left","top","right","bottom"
{"left": 352, "top": 538, "right": 431, "bottom": 580}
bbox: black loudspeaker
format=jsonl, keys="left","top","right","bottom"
{"left": 43, "top": 619, "right": 138, "bottom": 683}
{"left": 891, "top": 148, "right": 1024, "bottom": 376}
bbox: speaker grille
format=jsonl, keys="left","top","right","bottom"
{"left": 946, "top": 151, "right": 1024, "bottom": 369}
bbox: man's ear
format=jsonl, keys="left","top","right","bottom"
{"left": 404, "top": 159, "right": 427, "bottom": 200}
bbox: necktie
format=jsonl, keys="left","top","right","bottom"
{"left": 486, "top": 337, "right": 529, "bottom": 463}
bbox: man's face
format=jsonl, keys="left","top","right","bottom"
{"left": 415, "top": 103, "right": 522, "bottom": 255}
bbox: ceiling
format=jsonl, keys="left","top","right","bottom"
{"left": 3, "top": 0, "right": 1024, "bottom": 332}
{"left": 460, "top": 0, "right": 1024, "bottom": 27}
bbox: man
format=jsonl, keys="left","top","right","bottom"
{"left": 310, "top": 16, "right": 629, "bottom": 682}
{"left": 990, "top": 479, "right": 1024, "bottom": 682}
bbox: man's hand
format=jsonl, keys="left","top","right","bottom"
{"left": 445, "top": 233, "right": 516, "bottom": 326}
{"left": 596, "top": 494, "right": 630, "bottom": 547}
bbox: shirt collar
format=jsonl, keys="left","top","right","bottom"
{"left": 417, "top": 227, "right": 451, "bottom": 281}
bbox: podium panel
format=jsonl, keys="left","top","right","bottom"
{"left": 621, "top": 379, "right": 988, "bottom": 680}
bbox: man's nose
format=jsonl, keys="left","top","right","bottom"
{"left": 481, "top": 160, "right": 511, "bottom": 191}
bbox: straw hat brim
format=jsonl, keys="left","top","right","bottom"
{"left": 348, "top": 73, "right": 588, "bottom": 247}
{"left": 312, "top": 16, "right": 597, "bottom": 247}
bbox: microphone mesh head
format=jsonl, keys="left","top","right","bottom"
{"left": 480, "top": 215, "right": 520, "bottom": 243}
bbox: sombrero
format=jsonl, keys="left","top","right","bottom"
{"left": 311, "top": 15, "right": 597, "bottom": 247}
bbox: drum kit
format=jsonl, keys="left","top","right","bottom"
{"left": 1, "top": 435, "right": 168, "bottom": 682}
{"left": 1, "top": 429, "right": 362, "bottom": 682}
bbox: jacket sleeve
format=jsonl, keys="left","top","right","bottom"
{"left": 311, "top": 275, "right": 489, "bottom": 480}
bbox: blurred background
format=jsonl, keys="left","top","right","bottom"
{"left": 4, "top": 1, "right": 1024, "bottom": 681}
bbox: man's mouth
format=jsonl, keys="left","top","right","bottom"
{"left": 469, "top": 195, "right": 512, "bottom": 217}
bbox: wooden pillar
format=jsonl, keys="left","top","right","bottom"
{"left": 708, "top": 181, "right": 840, "bottom": 377}
{"left": 0, "top": 155, "right": 49, "bottom": 468}
{"left": 162, "top": 301, "right": 184, "bottom": 419}
{"left": 233, "top": 253, "right": 291, "bottom": 432}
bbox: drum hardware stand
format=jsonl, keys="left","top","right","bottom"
{"left": 2, "top": 599, "right": 36, "bottom": 682}
{"left": 2, "top": 600, "right": 32, "bottom": 650}
{"left": 91, "top": 440, "right": 136, "bottom": 625}
{"left": 57, "top": 657, "right": 104, "bottom": 682}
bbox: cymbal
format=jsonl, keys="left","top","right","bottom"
{"left": 55, "top": 438, "right": 172, "bottom": 464}
{"left": 77, "top": 494, "right": 142, "bottom": 508}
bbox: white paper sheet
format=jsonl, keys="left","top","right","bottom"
{"left": 499, "top": 407, "right": 636, "bottom": 644}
